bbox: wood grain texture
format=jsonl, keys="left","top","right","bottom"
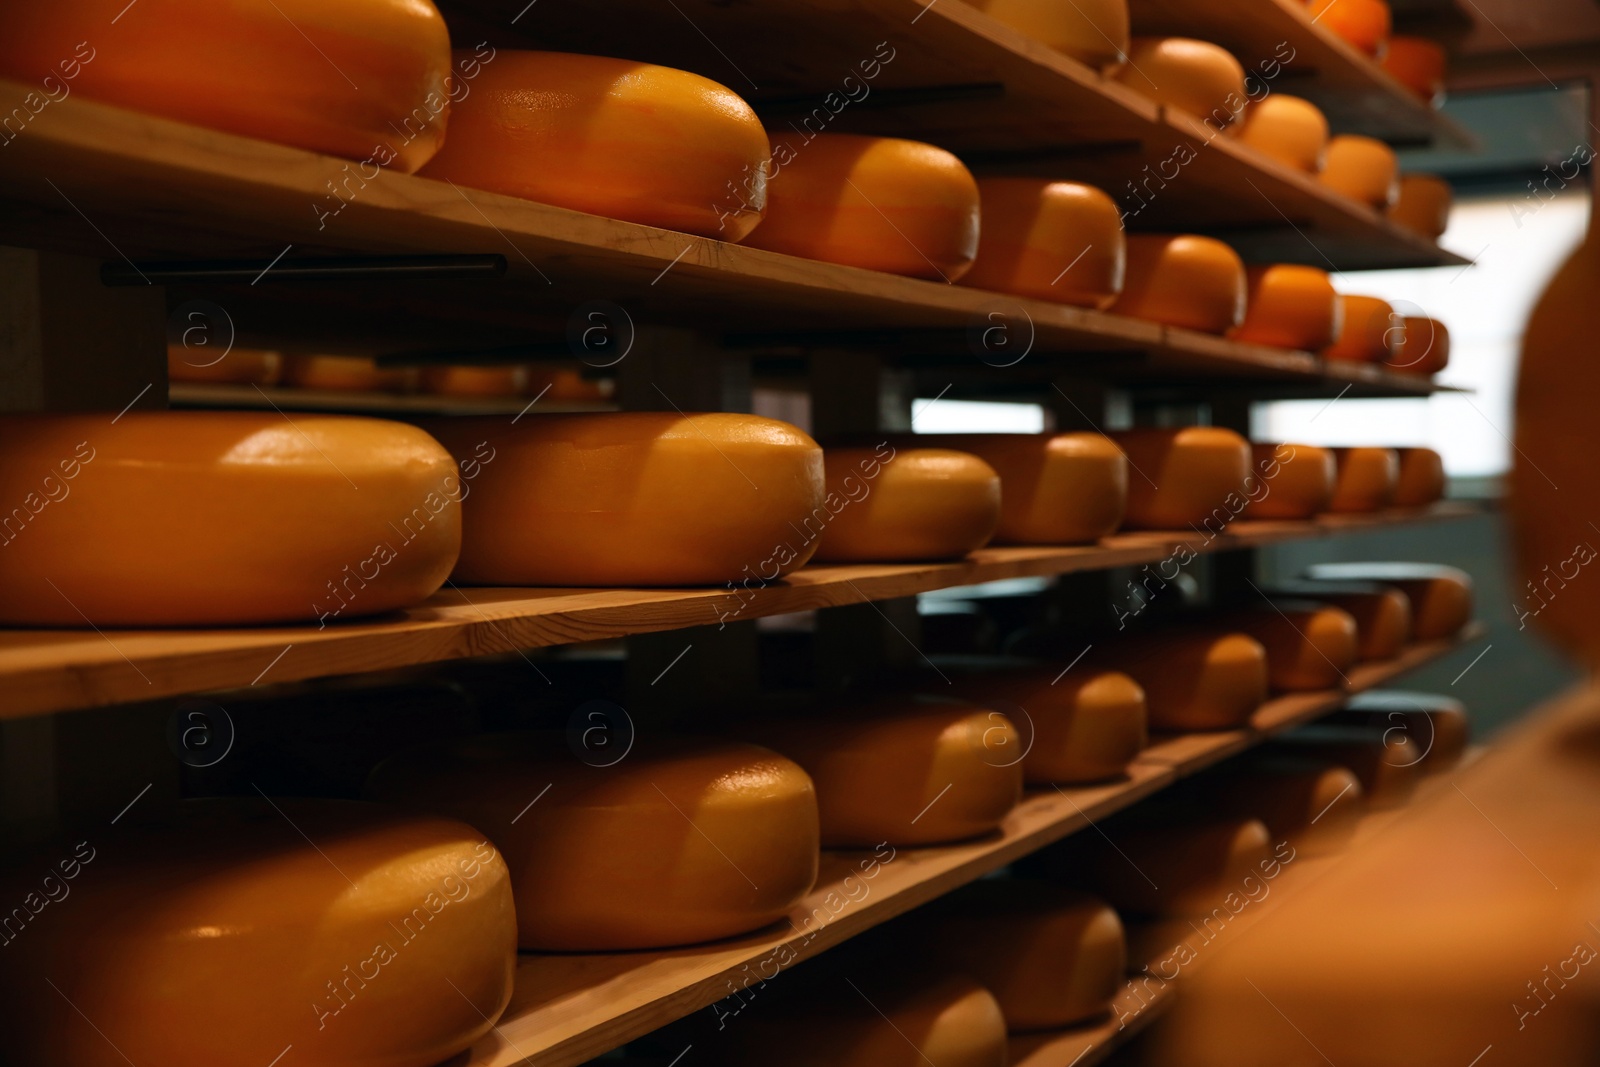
{"left": 0, "top": 505, "right": 1481, "bottom": 720}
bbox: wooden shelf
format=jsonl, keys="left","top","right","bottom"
{"left": 1009, "top": 977, "right": 1176, "bottom": 1066}
{"left": 0, "top": 503, "right": 1481, "bottom": 720}
{"left": 167, "top": 383, "right": 615, "bottom": 417}
{"left": 1128, "top": 0, "right": 1475, "bottom": 148}
{"left": 459, "top": 630, "right": 1470, "bottom": 1067}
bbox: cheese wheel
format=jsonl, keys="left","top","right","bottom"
{"left": 423, "top": 413, "right": 823, "bottom": 586}
{"left": 1321, "top": 295, "right": 1399, "bottom": 363}
{"left": 1112, "top": 427, "right": 1252, "bottom": 530}
{"left": 745, "top": 133, "right": 981, "bottom": 280}
{"left": 282, "top": 354, "right": 415, "bottom": 392}
{"left": 1308, "top": 587, "right": 1413, "bottom": 660}
{"left": 1389, "top": 174, "right": 1453, "bottom": 240}
{"left": 529, "top": 365, "right": 614, "bottom": 402}
{"left": 1273, "top": 726, "right": 1422, "bottom": 808}
{"left": 1090, "top": 817, "right": 1273, "bottom": 916}
{"left": 418, "top": 51, "right": 768, "bottom": 240}
{"left": 1233, "top": 95, "right": 1329, "bottom": 173}
{"left": 1304, "top": 562, "right": 1473, "bottom": 640}
{"left": 0, "top": 0, "right": 451, "bottom": 171}
{"left": 968, "top": 0, "right": 1130, "bottom": 69}
{"left": 702, "top": 974, "right": 1009, "bottom": 1067}
{"left": 1112, "top": 234, "right": 1247, "bottom": 334}
{"left": 1213, "top": 756, "right": 1366, "bottom": 856}
{"left": 960, "top": 178, "right": 1127, "bottom": 308}
{"left": 420, "top": 364, "right": 529, "bottom": 398}
{"left": 365, "top": 733, "right": 819, "bottom": 950}
{"left": 166, "top": 344, "right": 281, "bottom": 385}
{"left": 948, "top": 665, "right": 1148, "bottom": 783}
{"left": 1307, "top": 0, "right": 1393, "bottom": 56}
{"left": 0, "top": 413, "right": 459, "bottom": 626}
{"left": 1230, "top": 264, "right": 1341, "bottom": 350}
{"left": 1114, "top": 38, "right": 1248, "bottom": 128}
{"left": 1341, "top": 690, "right": 1470, "bottom": 769}
{"left": 910, "top": 882, "right": 1127, "bottom": 1029}
{"left": 1219, "top": 602, "right": 1360, "bottom": 691}
{"left": 0, "top": 799, "right": 516, "bottom": 1067}
{"left": 1387, "top": 315, "right": 1450, "bottom": 374}
{"left": 903, "top": 433, "right": 1128, "bottom": 544}
{"left": 1328, "top": 447, "right": 1399, "bottom": 512}
{"left": 745, "top": 697, "right": 1023, "bottom": 847}
{"left": 1383, "top": 35, "right": 1447, "bottom": 103}
{"left": 1394, "top": 447, "right": 1446, "bottom": 506}
{"left": 1319, "top": 135, "right": 1400, "bottom": 208}
{"left": 1096, "top": 629, "right": 1269, "bottom": 731}
{"left": 1242, "top": 442, "right": 1335, "bottom": 520}
{"left": 813, "top": 447, "right": 1000, "bottom": 562}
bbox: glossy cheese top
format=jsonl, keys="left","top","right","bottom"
{"left": 1313, "top": 587, "right": 1414, "bottom": 660}
{"left": 1234, "top": 94, "right": 1329, "bottom": 173}
{"left": 1389, "top": 174, "right": 1453, "bottom": 240}
{"left": 969, "top": 0, "right": 1131, "bottom": 69}
{"left": 1113, "top": 426, "right": 1253, "bottom": 530}
{"left": 1115, "top": 37, "right": 1248, "bottom": 127}
{"left": 961, "top": 178, "right": 1127, "bottom": 308}
{"left": 1319, "top": 134, "right": 1400, "bottom": 208}
{"left": 1307, "top": 0, "right": 1393, "bottom": 55}
{"left": 1221, "top": 602, "right": 1360, "bottom": 692}
{"left": 1230, "top": 264, "right": 1341, "bottom": 351}
{"left": 813, "top": 447, "right": 1001, "bottom": 562}
{"left": 1097, "top": 628, "right": 1269, "bottom": 731}
{"left": 1383, "top": 35, "right": 1447, "bottom": 103}
{"left": 1329, "top": 447, "right": 1400, "bottom": 513}
{"left": 1113, "top": 234, "right": 1248, "bottom": 334}
{"left": 1388, "top": 316, "right": 1451, "bottom": 375}
{"left": 1243, "top": 442, "right": 1336, "bottom": 520}
{"left": 1322, "top": 295, "right": 1399, "bottom": 363}
{"left": 365, "top": 732, "right": 820, "bottom": 949}
{"left": 1394, "top": 447, "right": 1446, "bottom": 507}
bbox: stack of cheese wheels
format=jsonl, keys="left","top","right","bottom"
{"left": 166, "top": 344, "right": 281, "bottom": 385}
{"left": 812, "top": 446, "right": 1001, "bottom": 562}
{"left": 745, "top": 133, "right": 981, "bottom": 279}
{"left": 946, "top": 661, "right": 1148, "bottom": 783}
{"left": 1277, "top": 583, "right": 1413, "bottom": 660}
{"left": 1216, "top": 601, "right": 1360, "bottom": 691}
{"left": 961, "top": 178, "right": 1127, "bottom": 308}
{"left": 1271, "top": 724, "right": 1425, "bottom": 808}
{"left": 1338, "top": 690, "right": 1471, "bottom": 770}
{"left": 1305, "top": 562, "right": 1473, "bottom": 640}
{"left": 420, "top": 50, "right": 770, "bottom": 239}
{"left": 1087, "top": 816, "right": 1276, "bottom": 917}
{"left": 969, "top": 0, "right": 1130, "bottom": 70}
{"left": 1241, "top": 442, "right": 1336, "bottom": 520}
{"left": 1112, "top": 235, "right": 1247, "bottom": 334}
{"left": 1389, "top": 174, "right": 1453, "bottom": 240}
{"left": 1113, "top": 38, "right": 1248, "bottom": 128}
{"left": 282, "top": 354, "right": 415, "bottom": 392}
{"left": 1111, "top": 427, "right": 1252, "bottom": 530}
{"left": 1211, "top": 755, "right": 1368, "bottom": 856}
{"left": 1322, "top": 295, "right": 1399, "bottom": 362}
{"left": 1319, "top": 135, "right": 1401, "bottom": 208}
{"left": 906, "top": 881, "right": 1128, "bottom": 1029}
{"left": 745, "top": 696, "right": 1023, "bottom": 846}
{"left": 365, "top": 732, "right": 820, "bottom": 949}
{"left": 1095, "top": 627, "right": 1269, "bottom": 731}
{"left": 1383, "top": 36, "right": 1448, "bottom": 104}
{"left": 904, "top": 433, "right": 1129, "bottom": 544}
{"left": 0, "top": 799, "right": 517, "bottom": 1067}
{"left": 1233, "top": 95, "right": 1330, "bottom": 173}
{"left": 1328, "top": 446, "right": 1400, "bottom": 512}
{"left": 697, "top": 974, "right": 1009, "bottom": 1067}
{"left": 1387, "top": 315, "right": 1450, "bottom": 374}
{"left": 0, "top": 413, "right": 460, "bottom": 626}
{"left": 420, "top": 364, "right": 530, "bottom": 398}
{"left": 1394, "top": 446, "right": 1446, "bottom": 506}
{"left": 1229, "top": 264, "right": 1342, "bottom": 350}
{"left": 1306, "top": 0, "right": 1393, "bottom": 57}
{"left": 0, "top": 0, "right": 452, "bottom": 170}
{"left": 423, "top": 413, "right": 823, "bottom": 586}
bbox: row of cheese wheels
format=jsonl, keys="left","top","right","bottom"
{"left": 0, "top": 412, "right": 1451, "bottom": 625}
{"left": 0, "top": 686, "right": 1466, "bottom": 1067}
{"left": 165, "top": 348, "right": 614, "bottom": 401}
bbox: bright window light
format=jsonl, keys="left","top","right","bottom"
{"left": 913, "top": 399, "right": 1046, "bottom": 433}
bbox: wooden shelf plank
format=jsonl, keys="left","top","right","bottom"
{"left": 459, "top": 632, "right": 1467, "bottom": 1067}
{"left": 167, "top": 383, "right": 615, "bottom": 417}
{"left": 0, "top": 504, "right": 1482, "bottom": 720}
{"left": 1009, "top": 976, "right": 1176, "bottom": 1067}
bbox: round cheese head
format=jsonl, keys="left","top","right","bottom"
{"left": 1383, "top": 35, "right": 1447, "bottom": 103}
{"left": 420, "top": 365, "right": 530, "bottom": 398}
{"left": 1112, "top": 426, "right": 1253, "bottom": 530}
{"left": 1312, "top": 587, "right": 1414, "bottom": 660}
{"left": 365, "top": 733, "right": 820, "bottom": 950}
{"left": 1243, "top": 442, "right": 1336, "bottom": 520}
{"left": 1219, "top": 602, "right": 1360, "bottom": 692}
{"left": 0, "top": 0, "right": 452, "bottom": 170}
{"left": 1213, "top": 755, "right": 1367, "bottom": 856}
{"left": 1234, "top": 94, "right": 1329, "bottom": 173}
{"left": 1328, "top": 447, "right": 1400, "bottom": 513}
{"left": 282, "top": 354, "right": 414, "bottom": 392}
{"left": 744, "top": 133, "right": 981, "bottom": 279}
{"left": 1096, "top": 629, "right": 1269, "bottom": 731}
{"left": 167, "top": 345, "right": 281, "bottom": 386}
{"left": 1272, "top": 724, "right": 1424, "bottom": 809}
{"left": 1305, "top": 562, "right": 1473, "bottom": 641}
{"left": 1322, "top": 295, "right": 1400, "bottom": 363}
{"left": 0, "top": 799, "right": 517, "bottom": 1067}
{"left": 1231, "top": 264, "right": 1341, "bottom": 351}
{"left": 1389, "top": 174, "right": 1453, "bottom": 240}
{"left": 419, "top": 50, "right": 770, "bottom": 239}
{"left": 963, "top": 178, "right": 1127, "bottom": 308}
{"left": 813, "top": 447, "right": 1001, "bottom": 562}
{"left": 969, "top": 0, "right": 1131, "bottom": 69}
{"left": 1115, "top": 37, "right": 1248, "bottom": 128}
{"left": 1387, "top": 316, "right": 1451, "bottom": 375}
{"left": 1319, "top": 135, "right": 1401, "bottom": 208}
{"left": 1307, "top": 0, "right": 1393, "bottom": 56}
{"left": 424, "top": 412, "right": 824, "bottom": 586}
{"left": 1394, "top": 447, "right": 1446, "bottom": 506}
{"left": 949, "top": 664, "right": 1147, "bottom": 783}
{"left": 0, "top": 412, "right": 460, "bottom": 625}
{"left": 1113, "top": 234, "right": 1248, "bottom": 334}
